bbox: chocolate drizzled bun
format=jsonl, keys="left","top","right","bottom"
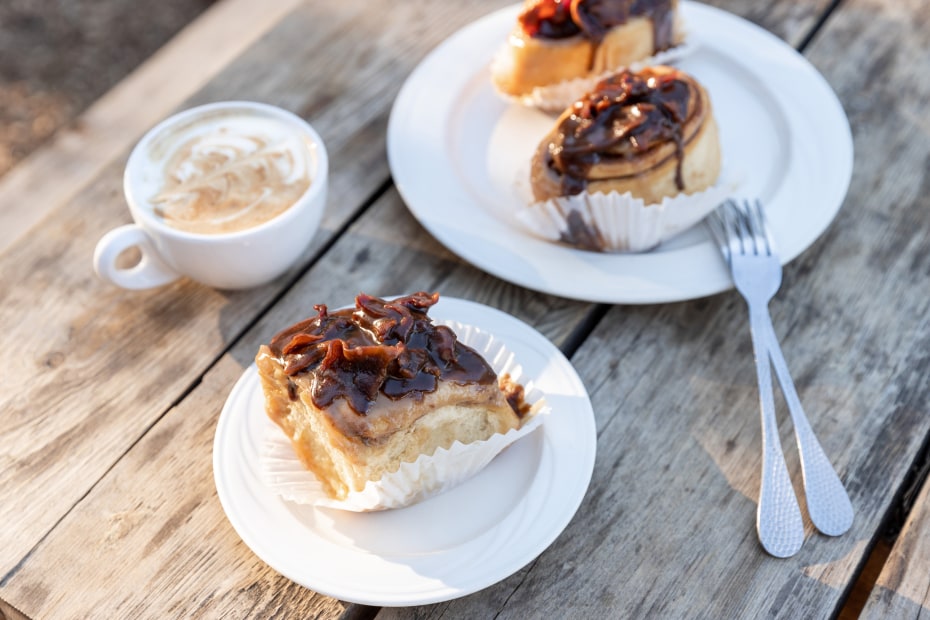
{"left": 492, "top": 0, "right": 683, "bottom": 99}
{"left": 569, "top": 0, "right": 674, "bottom": 48}
{"left": 530, "top": 65, "right": 720, "bottom": 205}
{"left": 255, "top": 292, "right": 533, "bottom": 500}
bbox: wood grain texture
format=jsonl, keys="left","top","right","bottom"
{"left": 0, "top": 597, "right": 30, "bottom": 620}
{"left": 0, "top": 188, "right": 591, "bottom": 617}
{"left": 237, "top": 186, "right": 594, "bottom": 359}
{"left": 0, "top": 0, "right": 513, "bottom": 612}
{"left": 0, "top": 0, "right": 306, "bottom": 256}
{"left": 861, "top": 476, "right": 930, "bottom": 617}
{"left": 699, "top": 0, "right": 833, "bottom": 48}
{"left": 2, "top": 356, "right": 353, "bottom": 619}
{"left": 834, "top": 7, "right": 930, "bottom": 592}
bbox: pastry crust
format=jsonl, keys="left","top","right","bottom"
{"left": 492, "top": 32, "right": 594, "bottom": 97}
{"left": 591, "top": 17, "right": 658, "bottom": 74}
{"left": 530, "top": 65, "right": 721, "bottom": 204}
{"left": 255, "top": 293, "right": 526, "bottom": 500}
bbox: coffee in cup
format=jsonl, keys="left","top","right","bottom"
{"left": 143, "top": 108, "right": 313, "bottom": 234}
{"left": 94, "top": 101, "right": 328, "bottom": 290}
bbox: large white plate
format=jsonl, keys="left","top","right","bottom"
{"left": 213, "top": 297, "right": 596, "bottom": 606}
{"left": 387, "top": 2, "right": 853, "bottom": 304}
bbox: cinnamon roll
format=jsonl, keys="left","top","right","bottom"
{"left": 522, "top": 66, "right": 725, "bottom": 252}
{"left": 531, "top": 65, "right": 720, "bottom": 203}
{"left": 492, "top": 0, "right": 683, "bottom": 100}
{"left": 255, "top": 292, "right": 535, "bottom": 502}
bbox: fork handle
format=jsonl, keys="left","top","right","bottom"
{"left": 748, "top": 307, "right": 806, "bottom": 557}
{"left": 759, "top": 317, "right": 854, "bottom": 536}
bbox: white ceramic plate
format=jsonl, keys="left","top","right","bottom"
{"left": 213, "top": 297, "right": 596, "bottom": 606}
{"left": 387, "top": 2, "right": 853, "bottom": 304}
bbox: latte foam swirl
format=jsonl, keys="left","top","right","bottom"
{"left": 152, "top": 128, "right": 311, "bottom": 234}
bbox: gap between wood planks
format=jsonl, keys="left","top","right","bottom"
{"left": 838, "top": 426, "right": 930, "bottom": 617}
{"left": 796, "top": 0, "right": 930, "bottom": 616}
{"left": 0, "top": 595, "right": 31, "bottom": 620}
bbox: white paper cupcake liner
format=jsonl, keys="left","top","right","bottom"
{"left": 492, "top": 21, "right": 695, "bottom": 113}
{"left": 260, "top": 320, "right": 550, "bottom": 512}
{"left": 516, "top": 174, "right": 736, "bottom": 253}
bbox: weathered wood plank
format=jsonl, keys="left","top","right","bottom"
{"left": 699, "top": 0, "right": 833, "bottom": 48}
{"left": 0, "top": 0, "right": 512, "bottom": 601}
{"left": 378, "top": 0, "right": 930, "bottom": 616}
{"left": 0, "top": 186, "right": 592, "bottom": 617}
{"left": 860, "top": 478, "right": 930, "bottom": 617}
{"left": 823, "top": 2, "right": 930, "bottom": 616}
{"left": 3, "top": 356, "right": 353, "bottom": 619}
{"left": 0, "top": 597, "right": 30, "bottom": 620}
{"left": 238, "top": 186, "right": 593, "bottom": 356}
{"left": 0, "top": 0, "right": 305, "bottom": 256}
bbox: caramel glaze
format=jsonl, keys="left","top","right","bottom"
{"left": 267, "top": 292, "right": 500, "bottom": 416}
{"left": 519, "top": 0, "right": 581, "bottom": 39}
{"left": 545, "top": 68, "right": 699, "bottom": 196}
{"left": 519, "top": 0, "right": 674, "bottom": 49}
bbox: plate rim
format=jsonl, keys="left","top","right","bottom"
{"left": 387, "top": 1, "right": 853, "bottom": 304}
{"left": 213, "top": 296, "right": 597, "bottom": 606}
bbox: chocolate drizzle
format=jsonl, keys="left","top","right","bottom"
{"left": 267, "top": 293, "right": 497, "bottom": 415}
{"left": 546, "top": 68, "right": 695, "bottom": 196}
{"left": 519, "top": 0, "right": 581, "bottom": 39}
{"left": 520, "top": 0, "right": 675, "bottom": 49}
{"left": 560, "top": 209, "right": 604, "bottom": 251}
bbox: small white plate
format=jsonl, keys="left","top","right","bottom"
{"left": 213, "top": 297, "right": 596, "bottom": 606}
{"left": 387, "top": 2, "right": 853, "bottom": 304}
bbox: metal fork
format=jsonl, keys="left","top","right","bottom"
{"left": 706, "top": 199, "right": 854, "bottom": 557}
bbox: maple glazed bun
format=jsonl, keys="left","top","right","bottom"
{"left": 255, "top": 292, "right": 531, "bottom": 501}
{"left": 492, "top": 0, "right": 682, "bottom": 98}
{"left": 530, "top": 65, "right": 720, "bottom": 205}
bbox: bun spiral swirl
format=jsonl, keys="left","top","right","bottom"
{"left": 530, "top": 65, "right": 720, "bottom": 205}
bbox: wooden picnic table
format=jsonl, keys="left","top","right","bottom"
{"left": 1, "top": 0, "right": 928, "bottom": 617}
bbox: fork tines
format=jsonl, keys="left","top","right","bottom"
{"left": 706, "top": 198, "right": 777, "bottom": 261}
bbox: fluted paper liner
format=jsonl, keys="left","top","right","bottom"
{"left": 260, "top": 320, "right": 549, "bottom": 512}
{"left": 491, "top": 20, "right": 695, "bottom": 113}
{"left": 516, "top": 174, "right": 735, "bottom": 253}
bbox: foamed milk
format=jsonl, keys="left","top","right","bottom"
{"left": 133, "top": 107, "right": 314, "bottom": 234}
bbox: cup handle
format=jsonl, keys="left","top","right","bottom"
{"left": 93, "top": 224, "right": 181, "bottom": 289}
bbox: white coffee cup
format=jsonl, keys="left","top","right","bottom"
{"left": 94, "top": 101, "right": 328, "bottom": 290}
